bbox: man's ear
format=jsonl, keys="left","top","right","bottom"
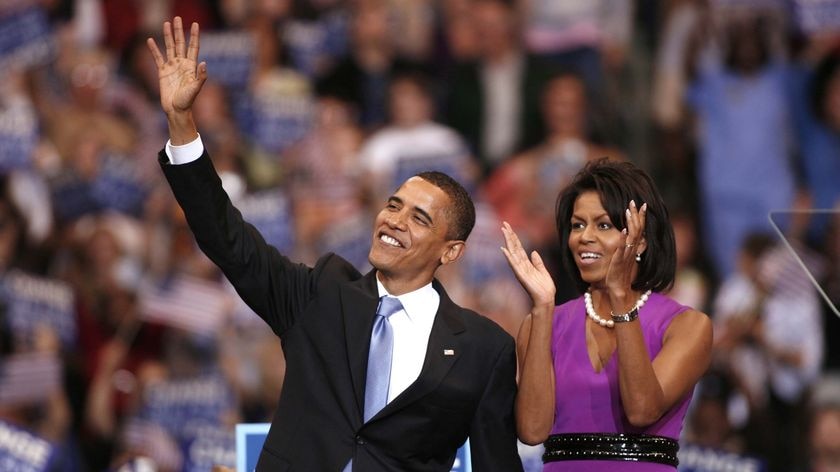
{"left": 440, "top": 241, "right": 466, "bottom": 266}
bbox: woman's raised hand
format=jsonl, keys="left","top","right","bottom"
{"left": 605, "top": 200, "right": 647, "bottom": 293}
{"left": 501, "top": 222, "right": 556, "bottom": 308}
{"left": 146, "top": 17, "right": 207, "bottom": 117}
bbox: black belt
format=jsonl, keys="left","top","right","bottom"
{"left": 543, "top": 433, "right": 679, "bottom": 466}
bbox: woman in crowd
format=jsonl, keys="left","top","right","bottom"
{"left": 502, "top": 159, "right": 712, "bottom": 470}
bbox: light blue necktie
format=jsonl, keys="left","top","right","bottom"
{"left": 344, "top": 296, "right": 403, "bottom": 472}
{"left": 364, "top": 295, "right": 403, "bottom": 422}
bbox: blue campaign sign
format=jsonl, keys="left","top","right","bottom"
{"left": 199, "top": 32, "right": 255, "bottom": 89}
{"left": 451, "top": 440, "right": 472, "bottom": 472}
{"left": 246, "top": 76, "right": 314, "bottom": 155}
{"left": 0, "top": 5, "right": 54, "bottom": 71}
{"left": 0, "top": 419, "right": 55, "bottom": 472}
{"left": 678, "top": 444, "right": 766, "bottom": 472}
{"left": 183, "top": 426, "right": 236, "bottom": 472}
{"left": 235, "top": 423, "right": 271, "bottom": 472}
{"left": 0, "top": 101, "right": 37, "bottom": 171}
{"left": 141, "top": 373, "right": 236, "bottom": 444}
{"left": 318, "top": 213, "right": 373, "bottom": 272}
{"left": 794, "top": 0, "right": 840, "bottom": 33}
{"left": 235, "top": 424, "right": 471, "bottom": 472}
{"left": 50, "top": 154, "right": 149, "bottom": 221}
{"left": 90, "top": 154, "right": 149, "bottom": 217}
{"left": 0, "top": 270, "right": 76, "bottom": 349}
{"left": 238, "top": 190, "right": 295, "bottom": 254}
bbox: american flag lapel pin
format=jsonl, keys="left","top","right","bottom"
{"left": 443, "top": 349, "right": 455, "bottom": 356}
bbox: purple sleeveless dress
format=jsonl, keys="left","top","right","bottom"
{"left": 544, "top": 292, "right": 693, "bottom": 471}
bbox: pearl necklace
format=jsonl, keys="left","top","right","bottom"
{"left": 584, "top": 289, "right": 652, "bottom": 328}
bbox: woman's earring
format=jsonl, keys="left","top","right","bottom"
{"left": 635, "top": 253, "right": 642, "bottom": 263}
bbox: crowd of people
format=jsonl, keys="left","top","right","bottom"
{"left": 0, "top": 0, "right": 838, "bottom": 470}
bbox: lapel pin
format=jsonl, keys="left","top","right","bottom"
{"left": 443, "top": 349, "right": 455, "bottom": 356}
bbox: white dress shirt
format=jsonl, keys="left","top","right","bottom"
{"left": 165, "top": 136, "right": 205, "bottom": 164}
{"left": 375, "top": 276, "right": 439, "bottom": 403}
{"left": 166, "top": 138, "right": 440, "bottom": 404}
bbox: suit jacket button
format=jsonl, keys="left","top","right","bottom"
{"left": 355, "top": 435, "right": 365, "bottom": 445}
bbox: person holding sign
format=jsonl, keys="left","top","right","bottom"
{"left": 146, "top": 17, "right": 522, "bottom": 471}
{"left": 501, "top": 159, "right": 712, "bottom": 470}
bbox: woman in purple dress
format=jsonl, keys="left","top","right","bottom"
{"left": 501, "top": 159, "right": 713, "bottom": 470}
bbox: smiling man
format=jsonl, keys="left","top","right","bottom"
{"left": 147, "top": 17, "right": 522, "bottom": 471}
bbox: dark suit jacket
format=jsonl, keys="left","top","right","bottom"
{"left": 160, "top": 151, "right": 523, "bottom": 471}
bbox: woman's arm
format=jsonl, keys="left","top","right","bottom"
{"left": 606, "top": 201, "right": 712, "bottom": 427}
{"left": 501, "top": 223, "right": 557, "bottom": 444}
{"left": 612, "top": 307, "right": 712, "bottom": 427}
{"left": 514, "top": 307, "right": 556, "bottom": 444}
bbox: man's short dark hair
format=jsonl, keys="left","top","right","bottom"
{"left": 415, "top": 171, "right": 475, "bottom": 242}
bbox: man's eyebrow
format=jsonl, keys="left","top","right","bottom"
{"left": 413, "top": 206, "right": 433, "bottom": 224}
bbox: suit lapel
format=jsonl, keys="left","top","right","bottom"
{"left": 339, "top": 270, "right": 380, "bottom": 420}
{"left": 373, "top": 280, "right": 465, "bottom": 419}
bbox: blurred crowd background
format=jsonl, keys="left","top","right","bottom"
{"left": 0, "top": 0, "right": 839, "bottom": 470}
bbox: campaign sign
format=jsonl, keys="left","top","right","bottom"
{"left": 90, "top": 154, "right": 149, "bottom": 217}
{"left": 235, "top": 423, "right": 271, "bottom": 472}
{"left": 0, "top": 269, "right": 76, "bottom": 349}
{"left": 183, "top": 426, "right": 236, "bottom": 472}
{"left": 794, "top": 0, "right": 840, "bottom": 33}
{"left": 678, "top": 444, "right": 766, "bottom": 472}
{"left": 318, "top": 213, "right": 372, "bottom": 272}
{"left": 0, "top": 99, "right": 37, "bottom": 171}
{"left": 200, "top": 32, "right": 255, "bottom": 89}
{"left": 235, "top": 424, "right": 471, "bottom": 472}
{"left": 0, "top": 419, "right": 54, "bottom": 472}
{"left": 50, "top": 174, "right": 99, "bottom": 222}
{"left": 141, "top": 373, "right": 236, "bottom": 444}
{"left": 451, "top": 440, "right": 472, "bottom": 472}
{"left": 238, "top": 189, "right": 295, "bottom": 254}
{"left": 0, "top": 6, "right": 54, "bottom": 71}
{"left": 284, "top": 11, "right": 349, "bottom": 77}
{"left": 247, "top": 76, "right": 313, "bottom": 155}
{"left": 50, "top": 154, "right": 149, "bottom": 221}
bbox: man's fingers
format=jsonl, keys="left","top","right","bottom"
{"left": 197, "top": 61, "right": 208, "bottom": 82}
{"left": 174, "top": 16, "right": 186, "bottom": 58}
{"left": 163, "top": 21, "right": 175, "bottom": 60}
{"left": 187, "top": 22, "right": 201, "bottom": 61}
{"left": 146, "top": 38, "right": 165, "bottom": 67}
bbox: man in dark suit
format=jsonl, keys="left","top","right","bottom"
{"left": 147, "top": 18, "right": 523, "bottom": 471}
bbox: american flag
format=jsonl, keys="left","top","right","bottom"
{"left": 137, "top": 275, "right": 234, "bottom": 336}
{"left": 0, "top": 352, "right": 61, "bottom": 406}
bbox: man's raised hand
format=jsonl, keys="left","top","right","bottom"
{"left": 146, "top": 17, "right": 207, "bottom": 124}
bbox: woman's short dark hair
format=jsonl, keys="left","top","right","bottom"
{"left": 555, "top": 158, "right": 676, "bottom": 294}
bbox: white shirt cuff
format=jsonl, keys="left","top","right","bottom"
{"left": 165, "top": 135, "right": 205, "bottom": 165}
